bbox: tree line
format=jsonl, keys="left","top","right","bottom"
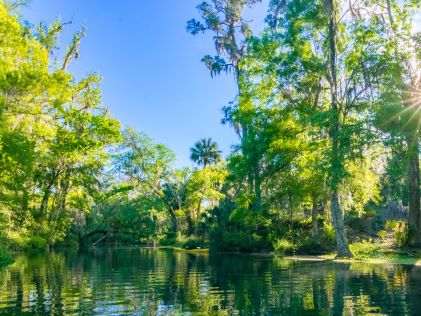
{"left": 0, "top": 0, "right": 420, "bottom": 258}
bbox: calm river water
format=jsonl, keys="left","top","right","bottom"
{"left": 0, "top": 248, "right": 420, "bottom": 315}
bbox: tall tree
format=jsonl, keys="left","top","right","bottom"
{"left": 372, "top": 0, "right": 421, "bottom": 246}
{"left": 190, "top": 138, "right": 222, "bottom": 168}
{"left": 187, "top": 0, "right": 265, "bottom": 209}
{"left": 189, "top": 138, "right": 222, "bottom": 235}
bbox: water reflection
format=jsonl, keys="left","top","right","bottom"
{"left": 0, "top": 248, "right": 420, "bottom": 315}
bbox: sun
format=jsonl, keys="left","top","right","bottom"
{"left": 402, "top": 85, "right": 421, "bottom": 130}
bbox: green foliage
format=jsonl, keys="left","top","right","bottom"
{"left": 175, "top": 235, "right": 205, "bottom": 250}
{"left": 350, "top": 241, "right": 384, "bottom": 259}
{"left": 322, "top": 224, "right": 336, "bottom": 245}
{"left": 395, "top": 221, "right": 409, "bottom": 247}
{"left": 385, "top": 220, "right": 409, "bottom": 247}
{"left": 385, "top": 220, "right": 399, "bottom": 231}
{"left": 377, "top": 230, "right": 388, "bottom": 239}
{"left": 0, "top": 1, "right": 121, "bottom": 250}
{"left": 27, "top": 236, "right": 48, "bottom": 251}
{"left": 273, "top": 239, "right": 295, "bottom": 255}
{"left": 211, "top": 230, "right": 272, "bottom": 252}
{"left": 190, "top": 138, "right": 221, "bottom": 167}
{"left": 0, "top": 248, "right": 14, "bottom": 268}
{"left": 1, "top": 0, "right": 420, "bottom": 256}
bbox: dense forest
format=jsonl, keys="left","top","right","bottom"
{"left": 1, "top": 0, "right": 421, "bottom": 264}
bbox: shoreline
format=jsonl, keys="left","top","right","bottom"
{"left": 161, "top": 247, "right": 421, "bottom": 266}
{"left": 283, "top": 254, "right": 421, "bottom": 266}
{"left": 3, "top": 246, "right": 421, "bottom": 268}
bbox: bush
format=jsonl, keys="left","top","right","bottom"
{"left": 211, "top": 231, "right": 249, "bottom": 251}
{"left": 385, "top": 219, "right": 398, "bottom": 230}
{"left": 0, "top": 248, "right": 14, "bottom": 268}
{"left": 298, "top": 237, "right": 322, "bottom": 254}
{"left": 393, "top": 221, "right": 408, "bottom": 247}
{"left": 159, "top": 232, "right": 176, "bottom": 246}
{"left": 385, "top": 220, "right": 408, "bottom": 247}
{"left": 273, "top": 239, "right": 295, "bottom": 255}
{"left": 176, "top": 235, "right": 205, "bottom": 249}
{"left": 322, "top": 224, "right": 336, "bottom": 245}
{"left": 159, "top": 238, "right": 176, "bottom": 246}
{"left": 26, "top": 236, "right": 48, "bottom": 251}
{"left": 183, "top": 238, "right": 203, "bottom": 250}
{"left": 210, "top": 230, "right": 272, "bottom": 252}
{"left": 350, "top": 241, "right": 384, "bottom": 259}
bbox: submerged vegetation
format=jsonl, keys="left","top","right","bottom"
{"left": 1, "top": 0, "right": 421, "bottom": 266}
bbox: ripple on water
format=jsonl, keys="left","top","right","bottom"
{"left": 0, "top": 249, "right": 421, "bottom": 315}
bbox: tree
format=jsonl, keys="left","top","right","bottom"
{"left": 0, "top": 2, "right": 120, "bottom": 248}
{"left": 114, "top": 129, "right": 178, "bottom": 231}
{"left": 371, "top": 0, "right": 421, "bottom": 246}
{"left": 190, "top": 138, "right": 222, "bottom": 168}
{"left": 187, "top": 0, "right": 266, "bottom": 209}
{"left": 185, "top": 164, "right": 227, "bottom": 236}
{"left": 188, "top": 138, "right": 222, "bottom": 235}
{"left": 187, "top": 0, "right": 261, "bottom": 82}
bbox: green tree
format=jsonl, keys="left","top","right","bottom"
{"left": 371, "top": 0, "right": 421, "bottom": 246}
{"left": 190, "top": 138, "right": 222, "bottom": 168}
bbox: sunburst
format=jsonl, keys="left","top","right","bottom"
{"left": 383, "top": 86, "right": 421, "bottom": 130}
{"left": 402, "top": 86, "right": 421, "bottom": 130}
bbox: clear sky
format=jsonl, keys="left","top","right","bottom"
{"left": 21, "top": 0, "right": 268, "bottom": 168}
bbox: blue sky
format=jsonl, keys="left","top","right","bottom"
{"left": 21, "top": 0, "right": 268, "bottom": 167}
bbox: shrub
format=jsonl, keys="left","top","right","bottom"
{"left": 393, "top": 221, "right": 408, "bottom": 247}
{"left": 298, "top": 237, "right": 324, "bottom": 254}
{"left": 350, "top": 241, "right": 384, "bottom": 259}
{"left": 27, "top": 236, "right": 48, "bottom": 251}
{"left": 159, "top": 232, "right": 177, "bottom": 246}
{"left": 183, "top": 237, "right": 203, "bottom": 250}
{"left": 210, "top": 230, "right": 271, "bottom": 252}
{"left": 176, "top": 235, "right": 205, "bottom": 249}
{"left": 6, "top": 231, "right": 28, "bottom": 249}
{"left": 322, "top": 224, "right": 336, "bottom": 245}
{"left": 385, "top": 220, "right": 408, "bottom": 247}
{"left": 273, "top": 239, "right": 295, "bottom": 255}
{"left": 385, "top": 219, "right": 398, "bottom": 230}
{"left": 0, "top": 248, "right": 14, "bottom": 268}
{"left": 377, "top": 230, "right": 388, "bottom": 239}
{"left": 159, "top": 238, "right": 176, "bottom": 246}
{"left": 212, "top": 231, "right": 249, "bottom": 251}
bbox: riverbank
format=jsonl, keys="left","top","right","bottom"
{"left": 3, "top": 245, "right": 421, "bottom": 270}
{"left": 160, "top": 245, "right": 421, "bottom": 266}
{"left": 284, "top": 253, "right": 421, "bottom": 266}
{"left": 158, "top": 245, "right": 208, "bottom": 254}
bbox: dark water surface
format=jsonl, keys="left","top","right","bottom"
{"left": 0, "top": 248, "right": 420, "bottom": 315}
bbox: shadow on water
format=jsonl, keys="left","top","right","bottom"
{"left": 0, "top": 248, "right": 420, "bottom": 315}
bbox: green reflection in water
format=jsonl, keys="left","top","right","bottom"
{"left": 0, "top": 248, "right": 420, "bottom": 315}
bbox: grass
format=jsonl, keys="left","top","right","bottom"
{"left": 283, "top": 254, "right": 421, "bottom": 266}
{"left": 300, "top": 250, "right": 421, "bottom": 266}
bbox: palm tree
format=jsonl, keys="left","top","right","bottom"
{"left": 190, "top": 138, "right": 222, "bottom": 168}
{"left": 187, "top": 138, "right": 221, "bottom": 236}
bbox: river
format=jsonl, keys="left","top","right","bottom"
{"left": 0, "top": 248, "right": 420, "bottom": 315}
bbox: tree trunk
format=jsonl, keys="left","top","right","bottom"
{"left": 186, "top": 210, "right": 195, "bottom": 236}
{"left": 168, "top": 207, "right": 178, "bottom": 232}
{"left": 288, "top": 191, "right": 293, "bottom": 232}
{"left": 407, "top": 136, "right": 421, "bottom": 247}
{"left": 39, "top": 188, "right": 51, "bottom": 217}
{"left": 311, "top": 196, "right": 319, "bottom": 238}
{"left": 92, "top": 231, "right": 110, "bottom": 246}
{"left": 254, "top": 165, "right": 261, "bottom": 211}
{"left": 326, "top": 0, "right": 352, "bottom": 258}
{"left": 331, "top": 190, "right": 352, "bottom": 257}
